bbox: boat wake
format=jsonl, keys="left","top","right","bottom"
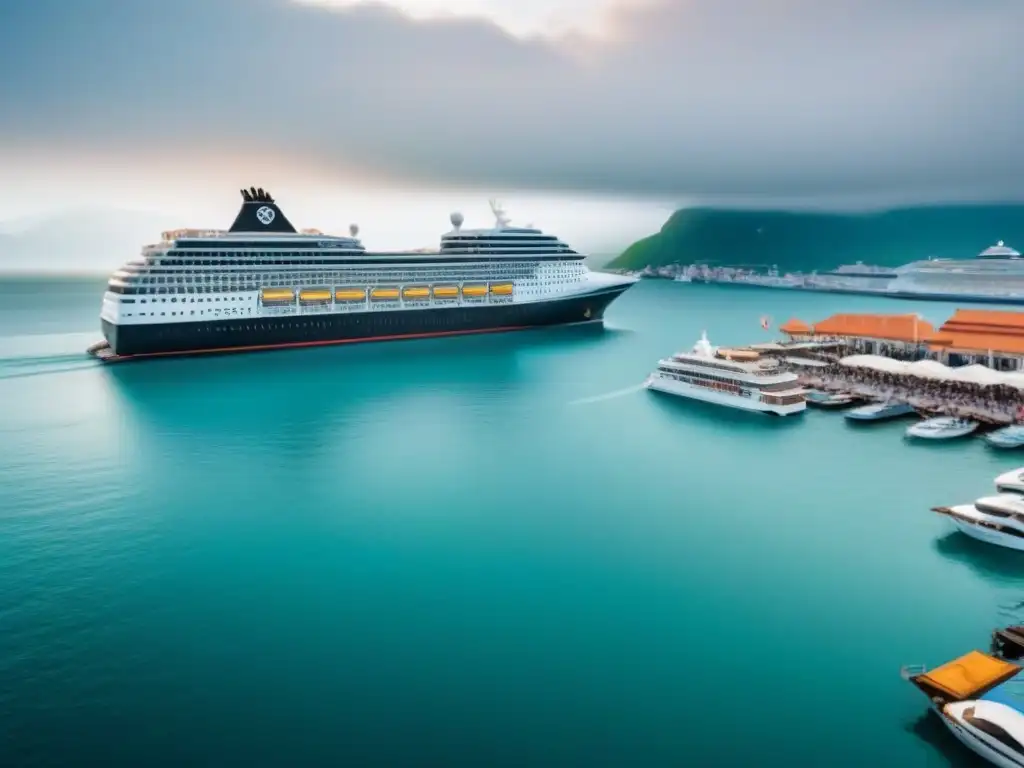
{"left": 0, "top": 332, "right": 100, "bottom": 381}
{"left": 569, "top": 383, "right": 645, "bottom": 406}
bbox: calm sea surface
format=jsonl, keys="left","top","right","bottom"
{"left": 2, "top": 276, "right": 1018, "bottom": 766}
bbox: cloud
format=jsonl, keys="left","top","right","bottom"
{"left": 1, "top": 0, "right": 1021, "bottom": 202}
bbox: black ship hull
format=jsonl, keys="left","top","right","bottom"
{"left": 99, "top": 284, "right": 630, "bottom": 360}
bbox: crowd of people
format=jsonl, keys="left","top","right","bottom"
{"left": 800, "top": 361, "right": 1024, "bottom": 423}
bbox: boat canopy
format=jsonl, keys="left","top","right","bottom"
{"left": 840, "top": 354, "right": 909, "bottom": 374}
{"left": 840, "top": 355, "right": 1024, "bottom": 389}
{"left": 916, "top": 651, "right": 1020, "bottom": 701}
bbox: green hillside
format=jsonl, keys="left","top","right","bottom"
{"left": 608, "top": 205, "right": 1024, "bottom": 272}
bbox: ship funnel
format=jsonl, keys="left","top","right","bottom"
{"left": 228, "top": 187, "right": 297, "bottom": 233}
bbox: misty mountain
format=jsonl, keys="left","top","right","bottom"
{"left": 0, "top": 209, "right": 178, "bottom": 274}
{"left": 610, "top": 204, "right": 1024, "bottom": 272}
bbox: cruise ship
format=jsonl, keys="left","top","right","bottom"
{"left": 88, "top": 189, "right": 637, "bottom": 360}
{"left": 885, "top": 241, "right": 1024, "bottom": 301}
{"left": 644, "top": 332, "right": 806, "bottom": 415}
{"left": 678, "top": 241, "right": 1024, "bottom": 304}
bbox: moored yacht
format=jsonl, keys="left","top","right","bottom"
{"left": 996, "top": 468, "right": 1024, "bottom": 495}
{"left": 932, "top": 494, "right": 1024, "bottom": 551}
{"left": 803, "top": 389, "right": 860, "bottom": 409}
{"left": 844, "top": 400, "right": 916, "bottom": 422}
{"left": 905, "top": 416, "right": 980, "bottom": 440}
{"left": 902, "top": 650, "right": 1024, "bottom": 767}
{"left": 988, "top": 425, "right": 1024, "bottom": 450}
{"left": 644, "top": 332, "right": 806, "bottom": 415}
{"left": 88, "top": 190, "right": 637, "bottom": 360}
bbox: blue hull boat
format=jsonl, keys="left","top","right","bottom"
{"left": 845, "top": 401, "right": 917, "bottom": 422}
{"left": 986, "top": 425, "right": 1024, "bottom": 449}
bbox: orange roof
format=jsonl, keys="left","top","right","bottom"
{"left": 780, "top": 318, "right": 811, "bottom": 334}
{"left": 940, "top": 309, "right": 1024, "bottom": 333}
{"left": 929, "top": 333, "right": 1024, "bottom": 355}
{"left": 811, "top": 313, "right": 935, "bottom": 342}
{"left": 929, "top": 309, "right": 1024, "bottom": 355}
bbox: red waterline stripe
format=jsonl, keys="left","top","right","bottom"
{"left": 98, "top": 323, "right": 532, "bottom": 362}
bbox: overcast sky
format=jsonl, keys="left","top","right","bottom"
{"left": 0, "top": 0, "right": 1020, "bottom": 248}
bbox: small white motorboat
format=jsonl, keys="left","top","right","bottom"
{"left": 905, "top": 416, "right": 979, "bottom": 440}
{"left": 903, "top": 650, "right": 1024, "bottom": 768}
{"left": 996, "top": 468, "right": 1024, "bottom": 495}
{"left": 804, "top": 389, "right": 859, "bottom": 409}
{"left": 844, "top": 400, "right": 916, "bottom": 422}
{"left": 932, "top": 496, "right": 1024, "bottom": 551}
{"left": 987, "top": 425, "right": 1024, "bottom": 449}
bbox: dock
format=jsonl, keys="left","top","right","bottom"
{"left": 797, "top": 369, "right": 1017, "bottom": 425}
{"left": 993, "top": 626, "right": 1024, "bottom": 661}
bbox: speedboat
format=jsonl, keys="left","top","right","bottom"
{"left": 905, "top": 416, "right": 979, "bottom": 440}
{"left": 804, "top": 389, "right": 859, "bottom": 409}
{"left": 903, "top": 650, "right": 1024, "bottom": 767}
{"left": 987, "top": 425, "right": 1024, "bottom": 449}
{"left": 844, "top": 400, "right": 916, "bottom": 422}
{"left": 932, "top": 495, "right": 1024, "bottom": 551}
{"left": 996, "top": 468, "right": 1024, "bottom": 494}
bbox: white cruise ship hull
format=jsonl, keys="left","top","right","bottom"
{"left": 644, "top": 374, "right": 806, "bottom": 416}
{"left": 100, "top": 280, "right": 632, "bottom": 358}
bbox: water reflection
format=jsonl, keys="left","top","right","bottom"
{"left": 934, "top": 532, "right": 1024, "bottom": 586}
{"left": 904, "top": 712, "right": 979, "bottom": 767}
{"left": 645, "top": 388, "right": 805, "bottom": 431}
{"left": 99, "top": 324, "right": 615, "bottom": 454}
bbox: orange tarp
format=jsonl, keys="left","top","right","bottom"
{"left": 929, "top": 309, "right": 1024, "bottom": 355}
{"left": 780, "top": 318, "right": 811, "bottom": 334}
{"left": 811, "top": 313, "right": 934, "bottom": 343}
{"left": 916, "top": 650, "right": 1020, "bottom": 700}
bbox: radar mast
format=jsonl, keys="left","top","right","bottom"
{"left": 489, "top": 199, "right": 511, "bottom": 229}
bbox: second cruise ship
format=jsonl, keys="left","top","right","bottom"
{"left": 89, "top": 189, "right": 637, "bottom": 360}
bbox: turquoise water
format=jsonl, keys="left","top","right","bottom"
{"left": 2, "top": 276, "right": 1020, "bottom": 766}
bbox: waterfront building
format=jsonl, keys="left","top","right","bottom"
{"left": 928, "top": 309, "right": 1024, "bottom": 371}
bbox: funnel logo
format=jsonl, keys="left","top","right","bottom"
{"left": 256, "top": 206, "right": 276, "bottom": 225}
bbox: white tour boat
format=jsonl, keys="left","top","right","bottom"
{"left": 905, "top": 416, "right": 980, "bottom": 440}
{"left": 903, "top": 650, "right": 1024, "bottom": 768}
{"left": 644, "top": 332, "right": 806, "bottom": 415}
{"left": 931, "top": 494, "right": 1024, "bottom": 551}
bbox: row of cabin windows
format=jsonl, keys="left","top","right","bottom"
{"left": 442, "top": 234, "right": 558, "bottom": 241}
{"left": 117, "top": 264, "right": 542, "bottom": 279}
{"left": 149, "top": 252, "right": 580, "bottom": 265}
{"left": 118, "top": 266, "right": 538, "bottom": 280}
{"left": 149, "top": 309, "right": 534, "bottom": 338}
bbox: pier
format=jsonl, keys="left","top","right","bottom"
{"left": 722, "top": 310, "right": 1024, "bottom": 424}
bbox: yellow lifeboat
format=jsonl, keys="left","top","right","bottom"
{"left": 432, "top": 285, "right": 459, "bottom": 299}
{"left": 489, "top": 282, "right": 513, "bottom": 296}
{"left": 462, "top": 283, "right": 488, "bottom": 298}
{"left": 335, "top": 288, "right": 367, "bottom": 302}
{"left": 299, "top": 289, "right": 332, "bottom": 303}
{"left": 371, "top": 287, "right": 400, "bottom": 301}
{"left": 261, "top": 288, "right": 295, "bottom": 302}
{"left": 402, "top": 286, "right": 430, "bottom": 300}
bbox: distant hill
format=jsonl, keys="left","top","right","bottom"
{"left": 0, "top": 209, "right": 177, "bottom": 274}
{"left": 607, "top": 205, "right": 1024, "bottom": 272}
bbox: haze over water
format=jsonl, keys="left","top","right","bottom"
{"left": 2, "top": 276, "right": 1020, "bottom": 766}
